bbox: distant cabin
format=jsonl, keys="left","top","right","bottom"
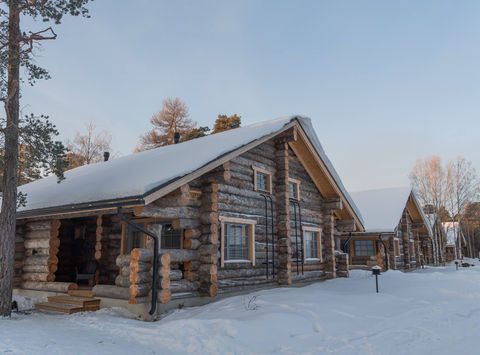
{"left": 341, "top": 187, "right": 441, "bottom": 271}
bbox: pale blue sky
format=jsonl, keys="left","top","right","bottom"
{"left": 21, "top": 1, "right": 480, "bottom": 191}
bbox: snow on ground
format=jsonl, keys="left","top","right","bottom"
{"left": 2, "top": 261, "right": 480, "bottom": 354}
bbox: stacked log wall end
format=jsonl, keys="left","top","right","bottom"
{"left": 22, "top": 219, "right": 60, "bottom": 285}
{"left": 274, "top": 141, "right": 292, "bottom": 285}
{"left": 335, "top": 252, "right": 350, "bottom": 278}
{"left": 155, "top": 253, "right": 171, "bottom": 304}
{"left": 197, "top": 182, "right": 219, "bottom": 298}
{"left": 128, "top": 248, "right": 155, "bottom": 304}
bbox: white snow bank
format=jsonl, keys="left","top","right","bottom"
{"left": 2, "top": 264, "right": 480, "bottom": 354}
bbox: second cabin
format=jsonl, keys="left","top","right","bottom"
{"left": 341, "top": 187, "right": 441, "bottom": 271}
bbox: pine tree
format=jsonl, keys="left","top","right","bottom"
{"left": 137, "top": 97, "right": 196, "bottom": 150}
{"left": 212, "top": 114, "right": 241, "bottom": 134}
{"left": 0, "top": 0, "right": 91, "bottom": 317}
{"left": 182, "top": 126, "right": 210, "bottom": 142}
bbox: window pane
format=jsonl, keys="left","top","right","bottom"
{"left": 256, "top": 171, "right": 269, "bottom": 192}
{"left": 161, "top": 224, "right": 182, "bottom": 249}
{"left": 305, "top": 231, "right": 318, "bottom": 259}
{"left": 225, "top": 223, "right": 249, "bottom": 260}
{"left": 126, "top": 224, "right": 144, "bottom": 254}
{"left": 354, "top": 240, "right": 374, "bottom": 256}
{"left": 289, "top": 181, "right": 298, "bottom": 199}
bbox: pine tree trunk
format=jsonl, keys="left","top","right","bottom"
{"left": 0, "top": 1, "right": 20, "bottom": 317}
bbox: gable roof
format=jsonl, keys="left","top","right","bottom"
{"left": 349, "top": 187, "right": 432, "bottom": 236}
{"left": 17, "top": 116, "right": 364, "bottom": 229}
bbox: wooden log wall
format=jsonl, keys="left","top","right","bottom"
{"left": 98, "top": 215, "right": 123, "bottom": 285}
{"left": 22, "top": 219, "right": 60, "bottom": 284}
{"left": 288, "top": 147, "right": 325, "bottom": 276}
{"left": 13, "top": 224, "right": 25, "bottom": 287}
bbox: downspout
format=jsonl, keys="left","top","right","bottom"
{"left": 117, "top": 207, "right": 159, "bottom": 315}
{"left": 378, "top": 234, "right": 389, "bottom": 271}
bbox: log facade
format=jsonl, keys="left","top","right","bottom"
{"left": 14, "top": 117, "right": 364, "bottom": 318}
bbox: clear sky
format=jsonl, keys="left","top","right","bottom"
{"left": 21, "top": 0, "right": 480, "bottom": 192}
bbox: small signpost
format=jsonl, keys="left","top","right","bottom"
{"left": 372, "top": 265, "right": 381, "bottom": 293}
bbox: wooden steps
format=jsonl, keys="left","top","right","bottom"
{"left": 34, "top": 293, "right": 100, "bottom": 314}
{"left": 35, "top": 302, "right": 85, "bottom": 314}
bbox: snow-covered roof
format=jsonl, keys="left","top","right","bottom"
{"left": 349, "top": 187, "right": 411, "bottom": 233}
{"left": 349, "top": 187, "right": 432, "bottom": 236}
{"left": 18, "top": 116, "right": 363, "bottom": 227}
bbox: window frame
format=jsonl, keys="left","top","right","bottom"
{"left": 219, "top": 216, "right": 256, "bottom": 267}
{"left": 394, "top": 238, "right": 400, "bottom": 257}
{"left": 303, "top": 226, "right": 322, "bottom": 261}
{"left": 252, "top": 166, "right": 273, "bottom": 194}
{"left": 288, "top": 178, "right": 301, "bottom": 200}
{"left": 160, "top": 223, "right": 184, "bottom": 250}
{"left": 120, "top": 220, "right": 147, "bottom": 255}
{"left": 353, "top": 239, "right": 376, "bottom": 257}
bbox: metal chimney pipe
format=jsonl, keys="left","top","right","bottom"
{"left": 104, "top": 151, "right": 110, "bottom": 162}
{"left": 174, "top": 132, "right": 180, "bottom": 144}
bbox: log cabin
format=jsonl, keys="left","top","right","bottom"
{"left": 13, "top": 116, "right": 364, "bottom": 319}
{"left": 341, "top": 187, "right": 435, "bottom": 271}
{"left": 443, "top": 221, "right": 466, "bottom": 262}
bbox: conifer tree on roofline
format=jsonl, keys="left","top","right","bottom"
{"left": 0, "top": 0, "right": 91, "bottom": 317}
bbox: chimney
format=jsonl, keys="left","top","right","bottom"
{"left": 174, "top": 132, "right": 180, "bottom": 144}
{"left": 103, "top": 151, "right": 110, "bottom": 162}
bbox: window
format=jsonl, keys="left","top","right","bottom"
{"left": 288, "top": 178, "right": 300, "bottom": 200}
{"left": 220, "top": 216, "right": 256, "bottom": 267}
{"left": 124, "top": 223, "right": 145, "bottom": 254}
{"left": 161, "top": 223, "right": 183, "bottom": 249}
{"left": 303, "top": 227, "right": 322, "bottom": 261}
{"left": 253, "top": 166, "right": 272, "bottom": 194}
{"left": 354, "top": 240, "right": 375, "bottom": 256}
{"left": 394, "top": 239, "right": 400, "bottom": 257}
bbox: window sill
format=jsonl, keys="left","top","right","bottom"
{"left": 224, "top": 259, "right": 252, "bottom": 264}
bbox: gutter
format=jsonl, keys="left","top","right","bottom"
{"left": 117, "top": 207, "right": 159, "bottom": 316}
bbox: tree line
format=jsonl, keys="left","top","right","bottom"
{"left": 410, "top": 156, "right": 480, "bottom": 258}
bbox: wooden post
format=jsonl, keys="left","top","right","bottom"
{"left": 157, "top": 253, "right": 171, "bottom": 304}
{"left": 275, "top": 141, "right": 291, "bottom": 285}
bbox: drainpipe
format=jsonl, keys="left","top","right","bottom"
{"left": 117, "top": 207, "right": 159, "bottom": 315}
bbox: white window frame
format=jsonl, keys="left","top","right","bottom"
{"left": 303, "top": 226, "right": 322, "bottom": 261}
{"left": 219, "top": 216, "right": 257, "bottom": 267}
{"left": 252, "top": 166, "right": 273, "bottom": 194}
{"left": 288, "top": 178, "right": 301, "bottom": 200}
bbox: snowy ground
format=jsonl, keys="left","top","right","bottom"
{"left": 2, "top": 261, "right": 480, "bottom": 354}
